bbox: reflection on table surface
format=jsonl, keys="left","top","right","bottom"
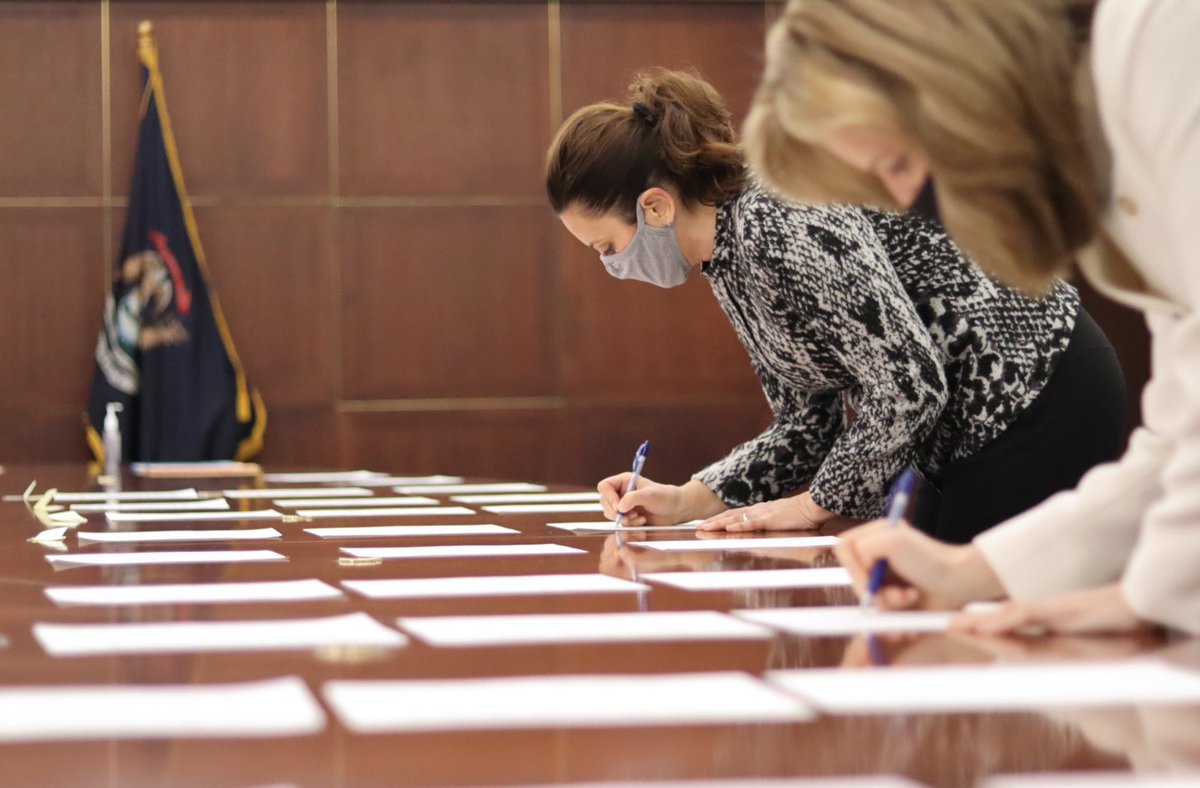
{"left": 0, "top": 464, "right": 1194, "bottom": 787}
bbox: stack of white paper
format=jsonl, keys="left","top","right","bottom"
{"left": 548, "top": 521, "right": 701, "bottom": 533}
{"left": 397, "top": 610, "right": 772, "bottom": 647}
{"left": 225, "top": 486, "right": 374, "bottom": 499}
{"left": 306, "top": 524, "right": 519, "bottom": 539}
{"left": 482, "top": 503, "right": 605, "bottom": 514}
{"left": 45, "top": 579, "right": 342, "bottom": 607}
{"left": 733, "top": 607, "right": 954, "bottom": 635}
{"left": 344, "top": 574, "right": 647, "bottom": 599}
{"left": 70, "top": 498, "right": 230, "bottom": 513}
{"left": 451, "top": 492, "right": 601, "bottom": 505}
{"left": 275, "top": 496, "right": 438, "bottom": 508}
{"left": 77, "top": 527, "right": 282, "bottom": 544}
{"left": 295, "top": 506, "right": 475, "bottom": 519}
{"left": 768, "top": 660, "right": 1200, "bottom": 714}
{"left": 637, "top": 536, "right": 838, "bottom": 552}
{"left": 340, "top": 543, "right": 584, "bottom": 559}
{"left": 644, "top": 568, "right": 852, "bottom": 591}
{"left": 33, "top": 612, "right": 407, "bottom": 656}
{"left": 395, "top": 482, "right": 546, "bottom": 495}
{"left": 3, "top": 488, "right": 200, "bottom": 503}
{"left": 323, "top": 671, "right": 812, "bottom": 732}
{"left": 46, "top": 549, "right": 287, "bottom": 568}
{"left": 0, "top": 677, "right": 325, "bottom": 741}
{"left": 105, "top": 509, "right": 284, "bottom": 523}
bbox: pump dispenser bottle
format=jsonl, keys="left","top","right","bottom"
{"left": 102, "top": 402, "right": 124, "bottom": 482}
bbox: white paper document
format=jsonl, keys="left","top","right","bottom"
{"left": 70, "top": 498, "right": 231, "bottom": 513}
{"left": 4, "top": 488, "right": 200, "bottom": 503}
{"left": 733, "top": 607, "right": 954, "bottom": 636}
{"left": 296, "top": 506, "right": 475, "bottom": 519}
{"left": 344, "top": 573, "right": 648, "bottom": 599}
{"left": 398, "top": 610, "right": 772, "bottom": 647}
{"left": 637, "top": 536, "right": 839, "bottom": 552}
{"left": 76, "top": 527, "right": 283, "bottom": 544}
{"left": 549, "top": 521, "right": 702, "bottom": 533}
{"left": 323, "top": 671, "right": 812, "bottom": 732}
{"left": 306, "top": 524, "right": 518, "bottom": 539}
{"left": 46, "top": 549, "right": 287, "bottom": 568}
{"left": 519, "top": 779, "right": 922, "bottom": 788}
{"left": 768, "top": 660, "right": 1200, "bottom": 714}
{"left": 482, "top": 503, "right": 605, "bottom": 514}
{"left": 984, "top": 773, "right": 1200, "bottom": 788}
{"left": 276, "top": 496, "right": 439, "bottom": 508}
{"left": 451, "top": 492, "right": 601, "bottom": 505}
{"left": 106, "top": 509, "right": 284, "bottom": 523}
{"left": 395, "top": 482, "right": 547, "bottom": 495}
{"left": 0, "top": 676, "right": 325, "bottom": 741}
{"left": 34, "top": 612, "right": 407, "bottom": 656}
{"left": 225, "top": 486, "right": 374, "bottom": 499}
{"left": 340, "top": 543, "right": 585, "bottom": 560}
{"left": 644, "top": 568, "right": 853, "bottom": 591}
{"left": 45, "top": 579, "right": 343, "bottom": 607}
{"left": 353, "top": 475, "right": 465, "bottom": 487}
{"left": 262, "top": 470, "right": 387, "bottom": 483}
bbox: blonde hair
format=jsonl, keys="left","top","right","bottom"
{"left": 547, "top": 69, "right": 745, "bottom": 221}
{"left": 745, "top": 0, "right": 1103, "bottom": 293}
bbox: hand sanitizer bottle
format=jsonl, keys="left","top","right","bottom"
{"left": 103, "top": 402, "right": 124, "bottom": 482}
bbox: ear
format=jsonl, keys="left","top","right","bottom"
{"left": 639, "top": 187, "right": 676, "bottom": 228}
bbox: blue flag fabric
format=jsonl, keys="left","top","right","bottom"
{"left": 87, "top": 25, "right": 265, "bottom": 462}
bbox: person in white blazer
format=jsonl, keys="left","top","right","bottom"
{"left": 742, "top": 0, "right": 1200, "bottom": 635}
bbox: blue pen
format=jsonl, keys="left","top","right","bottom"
{"left": 860, "top": 467, "right": 918, "bottom": 608}
{"left": 614, "top": 440, "right": 650, "bottom": 531}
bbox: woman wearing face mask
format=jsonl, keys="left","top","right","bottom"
{"left": 548, "top": 69, "right": 1125, "bottom": 545}
{"left": 744, "top": 0, "right": 1199, "bottom": 635}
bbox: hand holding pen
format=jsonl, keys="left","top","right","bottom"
{"left": 860, "top": 467, "right": 919, "bottom": 608}
{"left": 614, "top": 440, "right": 650, "bottom": 534}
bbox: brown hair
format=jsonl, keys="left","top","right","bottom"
{"left": 744, "top": 0, "right": 1104, "bottom": 294}
{"left": 546, "top": 68, "right": 746, "bottom": 222}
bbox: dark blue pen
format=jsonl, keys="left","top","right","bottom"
{"left": 860, "top": 467, "right": 918, "bottom": 608}
{"left": 613, "top": 440, "right": 650, "bottom": 531}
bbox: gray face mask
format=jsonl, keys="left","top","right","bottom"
{"left": 600, "top": 201, "right": 692, "bottom": 288}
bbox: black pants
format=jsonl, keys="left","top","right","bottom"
{"left": 911, "top": 308, "right": 1127, "bottom": 544}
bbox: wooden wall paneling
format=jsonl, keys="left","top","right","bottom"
{"left": 0, "top": 2, "right": 102, "bottom": 197}
{"left": 109, "top": 2, "right": 328, "bottom": 197}
{"left": 190, "top": 206, "right": 336, "bottom": 408}
{"left": 338, "top": 408, "right": 564, "bottom": 481}
{"left": 0, "top": 208, "right": 105, "bottom": 461}
{"left": 337, "top": 1, "right": 550, "bottom": 196}
{"left": 339, "top": 206, "right": 558, "bottom": 400}
{"left": 254, "top": 404, "right": 340, "bottom": 467}
{"left": 559, "top": 1, "right": 768, "bottom": 122}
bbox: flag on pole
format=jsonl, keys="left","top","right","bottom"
{"left": 86, "top": 21, "right": 266, "bottom": 462}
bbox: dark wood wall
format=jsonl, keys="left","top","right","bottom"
{"left": 0, "top": 1, "right": 1149, "bottom": 487}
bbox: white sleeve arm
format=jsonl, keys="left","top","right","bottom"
{"left": 1119, "top": 0, "right": 1200, "bottom": 633}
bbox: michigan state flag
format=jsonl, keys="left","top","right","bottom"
{"left": 87, "top": 22, "right": 265, "bottom": 462}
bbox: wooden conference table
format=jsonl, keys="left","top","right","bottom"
{"left": 0, "top": 464, "right": 1194, "bottom": 787}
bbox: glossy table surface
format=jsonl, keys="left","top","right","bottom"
{"left": 0, "top": 464, "right": 1195, "bottom": 787}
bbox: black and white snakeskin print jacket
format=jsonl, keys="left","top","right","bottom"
{"left": 693, "top": 183, "right": 1078, "bottom": 519}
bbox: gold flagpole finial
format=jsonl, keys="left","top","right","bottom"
{"left": 137, "top": 20, "right": 158, "bottom": 69}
